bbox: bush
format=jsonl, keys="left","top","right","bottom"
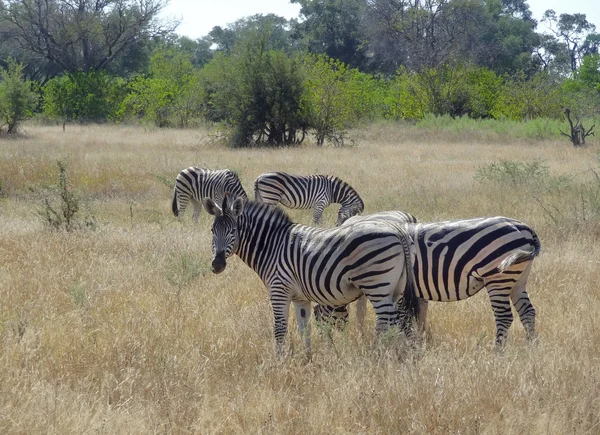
{"left": 0, "top": 59, "right": 37, "bottom": 134}
{"left": 199, "top": 30, "right": 307, "bottom": 147}
{"left": 43, "top": 71, "right": 125, "bottom": 123}
{"left": 121, "top": 48, "right": 204, "bottom": 127}
{"left": 491, "top": 72, "right": 565, "bottom": 120}
{"left": 37, "top": 161, "right": 96, "bottom": 232}
{"left": 301, "top": 55, "right": 356, "bottom": 146}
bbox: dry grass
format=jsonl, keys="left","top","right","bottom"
{"left": 1, "top": 123, "right": 600, "bottom": 434}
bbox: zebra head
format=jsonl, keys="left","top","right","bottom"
{"left": 203, "top": 194, "right": 244, "bottom": 274}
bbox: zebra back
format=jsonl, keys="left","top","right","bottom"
{"left": 172, "top": 167, "right": 247, "bottom": 218}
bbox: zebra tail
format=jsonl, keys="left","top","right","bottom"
{"left": 254, "top": 179, "right": 263, "bottom": 203}
{"left": 498, "top": 230, "right": 542, "bottom": 272}
{"left": 395, "top": 226, "right": 421, "bottom": 327}
{"left": 172, "top": 189, "right": 179, "bottom": 217}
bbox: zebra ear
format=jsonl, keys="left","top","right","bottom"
{"left": 230, "top": 197, "right": 244, "bottom": 218}
{"left": 203, "top": 198, "right": 222, "bottom": 216}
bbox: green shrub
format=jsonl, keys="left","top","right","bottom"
{"left": 199, "top": 33, "right": 307, "bottom": 147}
{"left": 0, "top": 59, "right": 37, "bottom": 134}
{"left": 301, "top": 55, "right": 356, "bottom": 146}
{"left": 37, "top": 161, "right": 96, "bottom": 232}
{"left": 121, "top": 48, "right": 204, "bottom": 127}
{"left": 491, "top": 72, "right": 565, "bottom": 120}
{"left": 43, "top": 71, "right": 125, "bottom": 123}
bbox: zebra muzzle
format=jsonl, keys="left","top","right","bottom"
{"left": 212, "top": 252, "right": 227, "bottom": 274}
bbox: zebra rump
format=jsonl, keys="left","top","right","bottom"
{"left": 319, "top": 212, "right": 542, "bottom": 345}
{"left": 172, "top": 167, "right": 247, "bottom": 221}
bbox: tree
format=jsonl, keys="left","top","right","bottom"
{"left": 291, "top": 0, "right": 368, "bottom": 70}
{"left": 42, "top": 70, "right": 125, "bottom": 123}
{"left": 199, "top": 28, "right": 307, "bottom": 147}
{"left": 364, "top": 0, "right": 539, "bottom": 75}
{"left": 1, "top": 0, "right": 177, "bottom": 73}
{"left": 542, "top": 10, "right": 599, "bottom": 72}
{"left": 0, "top": 58, "right": 36, "bottom": 134}
{"left": 207, "top": 14, "right": 294, "bottom": 54}
{"left": 122, "top": 48, "right": 203, "bottom": 127}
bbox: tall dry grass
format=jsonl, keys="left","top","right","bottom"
{"left": 1, "top": 123, "right": 599, "bottom": 434}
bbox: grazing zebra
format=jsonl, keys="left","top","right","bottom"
{"left": 172, "top": 167, "right": 247, "bottom": 222}
{"left": 315, "top": 213, "right": 541, "bottom": 346}
{"left": 253, "top": 172, "right": 364, "bottom": 226}
{"left": 202, "top": 196, "right": 418, "bottom": 352}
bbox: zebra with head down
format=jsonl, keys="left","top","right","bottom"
{"left": 253, "top": 171, "right": 364, "bottom": 226}
{"left": 315, "top": 211, "right": 541, "bottom": 346}
{"left": 172, "top": 167, "right": 247, "bottom": 222}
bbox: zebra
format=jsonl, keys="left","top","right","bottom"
{"left": 253, "top": 172, "right": 364, "bottom": 226}
{"left": 202, "top": 195, "right": 418, "bottom": 352}
{"left": 315, "top": 213, "right": 541, "bottom": 346}
{"left": 172, "top": 167, "right": 247, "bottom": 222}
{"left": 313, "top": 210, "right": 420, "bottom": 330}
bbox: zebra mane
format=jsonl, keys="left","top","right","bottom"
{"left": 241, "top": 200, "right": 294, "bottom": 225}
{"left": 226, "top": 169, "right": 241, "bottom": 182}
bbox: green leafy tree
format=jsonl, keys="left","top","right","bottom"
{"left": 492, "top": 72, "right": 565, "bottom": 120}
{"left": 301, "top": 55, "right": 356, "bottom": 145}
{"left": 291, "top": 0, "right": 368, "bottom": 70}
{"left": 122, "top": 48, "right": 203, "bottom": 127}
{"left": 0, "top": 58, "right": 36, "bottom": 134}
{"left": 43, "top": 70, "right": 125, "bottom": 123}
{"left": 199, "top": 28, "right": 307, "bottom": 147}
{"left": 207, "top": 14, "right": 294, "bottom": 54}
{"left": 542, "top": 10, "right": 599, "bottom": 72}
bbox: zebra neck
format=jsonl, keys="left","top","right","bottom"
{"left": 235, "top": 212, "right": 292, "bottom": 279}
{"left": 334, "top": 183, "right": 361, "bottom": 209}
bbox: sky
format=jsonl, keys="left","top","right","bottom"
{"left": 160, "top": 0, "right": 600, "bottom": 41}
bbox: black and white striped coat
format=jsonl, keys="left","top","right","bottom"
{"left": 203, "top": 197, "right": 418, "bottom": 351}
{"left": 172, "top": 167, "right": 247, "bottom": 222}
{"left": 316, "top": 212, "right": 541, "bottom": 346}
{"left": 253, "top": 172, "right": 364, "bottom": 226}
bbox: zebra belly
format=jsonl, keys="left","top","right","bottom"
{"left": 293, "top": 282, "right": 363, "bottom": 306}
{"left": 416, "top": 269, "right": 485, "bottom": 301}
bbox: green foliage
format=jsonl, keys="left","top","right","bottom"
{"left": 384, "top": 68, "right": 429, "bottom": 121}
{"left": 491, "top": 72, "right": 565, "bottom": 120}
{"left": 0, "top": 59, "right": 36, "bottom": 134}
{"left": 122, "top": 48, "right": 204, "bottom": 127}
{"left": 475, "top": 160, "right": 557, "bottom": 186}
{"left": 383, "top": 65, "right": 503, "bottom": 121}
{"left": 199, "top": 28, "right": 307, "bottom": 147}
{"left": 43, "top": 71, "right": 125, "bottom": 122}
{"left": 578, "top": 54, "right": 600, "bottom": 89}
{"left": 302, "top": 55, "right": 356, "bottom": 145}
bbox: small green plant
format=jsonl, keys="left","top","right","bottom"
{"left": 38, "top": 160, "right": 96, "bottom": 231}
{"left": 474, "top": 160, "right": 563, "bottom": 186}
{"left": 69, "top": 284, "right": 87, "bottom": 307}
{"left": 166, "top": 253, "right": 204, "bottom": 300}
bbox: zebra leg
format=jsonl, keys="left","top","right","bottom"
{"left": 417, "top": 299, "right": 429, "bottom": 333}
{"left": 509, "top": 264, "right": 537, "bottom": 341}
{"left": 191, "top": 198, "right": 202, "bottom": 222}
{"left": 486, "top": 284, "right": 515, "bottom": 346}
{"left": 355, "top": 295, "right": 367, "bottom": 330}
{"left": 312, "top": 200, "right": 327, "bottom": 224}
{"left": 365, "top": 293, "right": 400, "bottom": 333}
{"left": 293, "top": 300, "right": 312, "bottom": 352}
{"left": 270, "top": 291, "right": 291, "bottom": 354}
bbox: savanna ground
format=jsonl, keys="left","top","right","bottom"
{"left": 1, "top": 122, "right": 600, "bottom": 434}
